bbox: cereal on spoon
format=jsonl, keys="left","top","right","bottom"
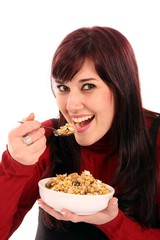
{"left": 56, "top": 123, "right": 76, "bottom": 136}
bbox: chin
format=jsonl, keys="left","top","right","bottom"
{"left": 75, "top": 134, "right": 101, "bottom": 146}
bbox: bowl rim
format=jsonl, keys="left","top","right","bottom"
{"left": 38, "top": 177, "right": 115, "bottom": 197}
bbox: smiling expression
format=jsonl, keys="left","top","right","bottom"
{"left": 54, "top": 59, "right": 115, "bottom": 146}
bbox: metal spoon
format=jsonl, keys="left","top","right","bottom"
{"left": 17, "top": 121, "right": 75, "bottom": 136}
{"left": 17, "top": 121, "right": 61, "bottom": 136}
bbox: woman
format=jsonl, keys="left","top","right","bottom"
{"left": 0, "top": 26, "right": 160, "bottom": 240}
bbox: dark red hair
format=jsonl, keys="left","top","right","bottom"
{"left": 50, "top": 27, "right": 158, "bottom": 227}
{"left": 51, "top": 26, "right": 142, "bottom": 143}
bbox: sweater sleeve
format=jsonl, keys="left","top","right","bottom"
{"left": 97, "top": 210, "right": 160, "bottom": 240}
{"left": 0, "top": 146, "right": 51, "bottom": 240}
{"left": 0, "top": 119, "right": 54, "bottom": 240}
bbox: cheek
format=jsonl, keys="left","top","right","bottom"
{"left": 96, "top": 90, "right": 114, "bottom": 112}
{"left": 56, "top": 96, "right": 66, "bottom": 112}
{"left": 98, "top": 92, "right": 115, "bottom": 127}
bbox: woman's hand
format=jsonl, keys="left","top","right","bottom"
{"left": 7, "top": 113, "right": 47, "bottom": 165}
{"left": 38, "top": 197, "right": 118, "bottom": 225}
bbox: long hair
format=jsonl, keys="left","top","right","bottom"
{"left": 49, "top": 26, "right": 158, "bottom": 227}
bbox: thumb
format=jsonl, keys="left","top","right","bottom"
{"left": 106, "top": 197, "right": 119, "bottom": 220}
{"left": 22, "top": 112, "right": 35, "bottom": 122}
{"left": 108, "top": 197, "right": 118, "bottom": 210}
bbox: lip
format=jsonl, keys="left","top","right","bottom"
{"left": 76, "top": 125, "right": 91, "bottom": 133}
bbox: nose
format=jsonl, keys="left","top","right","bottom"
{"left": 66, "top": 90, "right": 84, "bottom": 112}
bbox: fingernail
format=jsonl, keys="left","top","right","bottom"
{"left": 60, "top": 211, "right": 66, "bottom": 215}
{"left": 37, "top": 199, "right": 41, "bottom": 204}
{"left": 37, "top": 199, "right": 42, "bottom": 207}
{"left": 113, "top": 198, "right": 118, "bottom": 205}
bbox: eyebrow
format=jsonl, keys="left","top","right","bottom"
{"left": 55, "top": 78, "right": 98, "bottom": 84}
{"left": 79, "top": 78, "right": 98, "bottom": 82}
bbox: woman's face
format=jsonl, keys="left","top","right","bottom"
{"left": 54, "top": 59, "right": 115, "bottom": 146}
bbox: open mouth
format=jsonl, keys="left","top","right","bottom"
{"left": 72, "top": 115, "right": 95, "bottom": 129}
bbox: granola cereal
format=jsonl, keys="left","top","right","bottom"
{"left": 45, "top": 170, "right": 110, "bottom": 195}
{"left": 56, "top": 123, "right": 76, "bottom": 136}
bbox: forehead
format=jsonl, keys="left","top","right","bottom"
{"left": 67, "top": 59, "right": 99, "bottom": 83}
{"left": 53, "top": 58, "right": 98, "bottom": 83}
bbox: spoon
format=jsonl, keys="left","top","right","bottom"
{"left": 17, "top": 121, "right": 75, "bottom": 136}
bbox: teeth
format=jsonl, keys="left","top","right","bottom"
{"left": 72, "top": 115, "right": 93, "bottom": 123}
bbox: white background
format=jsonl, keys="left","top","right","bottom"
{"left": 0, "top": 0, "right": 159, "bottom": 239}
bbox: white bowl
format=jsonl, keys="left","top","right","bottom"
{"left": 38, "top": 177, "right": 115, "bottom": 215}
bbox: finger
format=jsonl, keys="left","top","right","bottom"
{"left": 26, "top": 135, "right": 47, "bottom": 153}
{"left": 38, "top": 199, "right": 81, "bottom": 222}
{"left": 22, "top": 112, "right": 35, "bottom": 122}
{"left": 107, "top": 197, "right": 118, "bottom": 209}
{"left": 105, "top": 197, "right": 119, "bottom": 221}
{"left": 22, "top": 127, "right": 45, "bottom": 145}
{"left": 74, "top": 197, "right": 119, "bottom": 225}
{"left": 26, "top": 144, "right": 47, "bottom": 165}
{"left": 58, "top": 209, "right": 81, "bottom": 222}
{"left": 38, "top": 199, "right": 65, "bottom": 220}
{"left": 15, "top": 120, "right": 42, "bottom": 137}
{"left": 14, "top": 136, "right": 47, "bottom": 165}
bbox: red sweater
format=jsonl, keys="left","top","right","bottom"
{"left": 0, "top": 118, "right": 160, "bottom": 240}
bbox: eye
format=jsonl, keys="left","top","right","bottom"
{"left": 57, "top": 84, "right": 70, "bottom": 92}
{"left": 82, "top": 83, "right": 96, "bottom": 91}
